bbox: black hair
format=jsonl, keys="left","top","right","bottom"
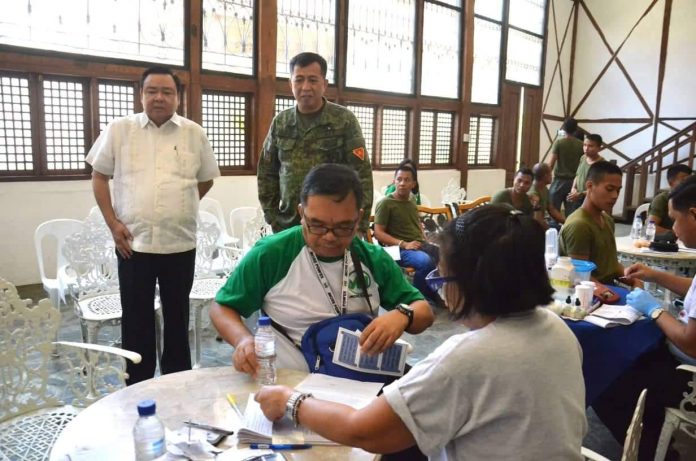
{"left": 441, "top": 205, "right": 553, "bottom": 319}
{"left": 586, "top": 161, "right": 622, "bottom": 185}
{"left": 289, "top": 52, "right": 328, "bottom": 78}
{"left": 562, "top": 118, "right": 578, "bottom": 134}
{"left": 585, "top": 133, "right": 603, "bottom": 146}
{"left": 532, "top": 163, "right": 551, "bottom": 181}
{"left": 394, "top": 159, "right": 420, "bottom": 195}
{"left": 667, "top": 164, "right": 693, "bottom": 183}
{"left": 516, "top": 167, "right": 534, "bottom": 178}
{"left": 140, "top": 66, "right": 181, "bottom": 94}
{"left": 669, "top": 174, "right": 696, "bottom": 212}
{"left": 300, "top": 163, "right": 363, "bottom": 210}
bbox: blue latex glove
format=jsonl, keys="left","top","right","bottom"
{"left": 626, "top": 288, "right": 661, "bottom": 317}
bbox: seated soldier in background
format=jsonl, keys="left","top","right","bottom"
{"left": 374, "top": 163, "right": 441, "bottom": 305}
{"left": 559, "top": 161, "right": 639, "bottom": 286}
{"left": 565, "top": 133, "right": 606, "bottom": 216}
{"left": 529, "top": 163, "right": 565, "bottom": 230}
{"left": 383, "top": 158, "right": 422, "bottom": 205}
{"left": 491, "top": 168, "right": 534, "bottom": 216}
{"left": 649, "top": 164, "right": 692, "bottom": 234}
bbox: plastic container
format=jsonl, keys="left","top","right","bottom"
{"left": 571, "top": 259, "right": 597, "bottom": 284}
{"left": 630, "top": 215, "right": 643, "bottom": 240}
{"left": 133, "top": 400, "right": 166, "bottom": 460}
{"left": 545, "top": 228, "right": 559, "bottom": 269}
{"left": 645, "top": 220, "right": 656, "bottom": 242}
{"left": 549, "top": 257, "right": 576, "bottom": 300}
{"left": 254, "top": 316, "right": 276, "bottom": 385}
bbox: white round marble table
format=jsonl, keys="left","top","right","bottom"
{"left": 50, "top": 368, "right": 378, "bottom": 461}
{"left": 616, "top": 236, "right": 696, "bottom": 277}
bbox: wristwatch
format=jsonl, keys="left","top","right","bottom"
{"left": 285, "top": 391, "right": 303, "bottom": 420}
{"left": 396, "top": 303, "right": 414, "bottom": 330}
{"left": 650, "top": 307, "right": 665, "bottom": 320}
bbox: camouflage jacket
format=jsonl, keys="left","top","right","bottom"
{"left": 258, "top": 99, "right": 373, "bottom": 232}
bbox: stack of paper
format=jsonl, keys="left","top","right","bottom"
{"left": 584, "top": 304, "right": 643, "bottom": 328}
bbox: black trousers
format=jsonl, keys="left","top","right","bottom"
{"left": 117, "top": 249, "right": 195, "bottom": 385}
{"left": 592, "top": 344, "right": 690, "bottom": 460}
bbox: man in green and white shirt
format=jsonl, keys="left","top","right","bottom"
{"left": 211, "top": 164, "right": 434, "bottom": 376}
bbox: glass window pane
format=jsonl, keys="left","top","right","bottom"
{"left": 346, "top": 0, "right": 416, "bottom": 94}
{"left": 347, "top": 104, "right": 375, "bottom": 157}
{"left": 471, "top": 18, "right": 501, "bottom": 104}
{"left": 419, "top": 111, "right": 434, "bottom": 163}
{"left": 277, "top": 0, "right": 336, "bottom": 82}
{"left": 98, "top": 82, "right": 134, "bottom": 132}
{"left": 509, "top": 0, "right": 546, "bottom": 35}
{"left": 474, "top": 0, "right": 503, "bottom": 21}
{"left": 42, "top": 79, "right": 86, "bottom": 172}
{"left": 437, "top": 0, "right": 462, "bottom": 7}
{"left": 0, "top": 75, "right": 33, "bottom": 172}
{"left": 434, "top": 112, "right": 453, "bottom": 165}
{"left": 381, "top": 108, "right": 408, "bottom": 165}
{"left": 505, "top": 29, "right": 543, "bottom": 85}
{"left": 202, "top": 92, "right": 247, "bottom": 168}
{"left": 274, "top": 96, "right": 295, "bottom": 116}
{"left": 421, "top": 3, "right": 460, "bottom": 99}
{"left": 468, "top": 115, "right": 495, "bottom": 165}
{"left": 0, "top": 0, "right": 184, "bottom": 65}
{"left": 202, "top": 0, "right": 254, "bottom": 75}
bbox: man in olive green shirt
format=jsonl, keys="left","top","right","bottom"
{"left": 374, "top": 164, "right": 439, "bottom": 302}
{"left": 258, "top": 52, "right": 373, "bottom": 233}
{"left": 649, "top": 164, "right": 692, "bottom": 234}
{"left": 560, "top": 161, "right": 639, "bottom": 286}
{"left": 547, "top": 118, "right": 584, "bottom": 223}
{"left": 492, "top": 168, "right": 534, "bottom": 215}
{"left": 529, "top": 163, "right": 565, "bottom": 230}
{"left": 566, "top": 133, "right": 605, "bottom": 216}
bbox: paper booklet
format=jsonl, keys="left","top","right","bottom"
{"left": 584, "top": 304, "right": 643, "bottom": 328}
{"left": 333, "top": 326, "right": 408, "bottom": 376}
{"left": 237, "top": 374, "right": 383, "bottom": 446}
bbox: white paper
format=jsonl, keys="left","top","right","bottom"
{"left": 332, "top": 327, "right": 407, "bottom": 377}
{"left": 584, "top": 304, "right": 643, "bottom": 328}
{"left": 295, "top": 373, "right": 383, "bottom": 410}
{"left": 383, "top": 245, "right": 401, "bottom": 261}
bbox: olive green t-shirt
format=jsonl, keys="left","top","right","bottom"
{"left": 492, "top": 188, "right": 534, "bottom": 215}
{"left": 551, "top": 137, "right": 584, "bottom": 179}
{"left": 374, "top": 194, "right": 424, "bottom": 243}
{"left": 528, "top": 184, "right": 549, "bottom": 213}
{"left": 575, "top": 155, "right": 605, "bottom": 194}
{"left": 649, "top": 191, "right": 672, "bottom": 229}
{"left": 559, "top": 208, "right": 620, "bottom": 284}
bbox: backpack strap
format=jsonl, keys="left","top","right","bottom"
{"left": 349, "top": 246, "right": 375, "bottom": 317}
{"left": 261, "top": 309, "right": 302, "bottom": 352}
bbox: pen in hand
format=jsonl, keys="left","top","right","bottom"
{"left": 226, "top": 393, "right": 244, "bottom": 419}
{"left": 249, "top": 443, "right": 312, "bottom": 450}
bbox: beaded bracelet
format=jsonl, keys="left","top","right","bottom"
{"left": 291, "top": 392, "right": 313, "bottom": 427}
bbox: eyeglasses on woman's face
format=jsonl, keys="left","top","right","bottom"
{"left": 425, "top": 268, "right": 457, "bottom": 292}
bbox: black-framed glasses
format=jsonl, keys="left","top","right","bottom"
{"left": 425, "top": 268, "right": 456, "bottom": 292}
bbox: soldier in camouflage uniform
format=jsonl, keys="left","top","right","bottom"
{"left": 258, "top": 52, "right": 373, "bottom": 233}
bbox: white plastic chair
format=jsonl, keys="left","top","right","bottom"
{"left": 0, "top": 277, "right": 140, "bottom": 461}
{"left": 635, "top": 202, "right": 650, "bottom": 223}
{"left": 655, "top": 365, "right": 696, "bottom": 460}
{"left": 200, "top": 197, "right": 236, "bottom": 246}
{"left": 34, "top": 219, "right": 83, "bottom": 308}
{"left": 582, "top": 388, "right": 647, "bottom": 461}
{"left": 229, "top": 206, "right": 260, "bottom": 248}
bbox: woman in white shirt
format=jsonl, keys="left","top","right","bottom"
{"left": 603, "top": 174, "right": 696, "bottom": 460}
{"left": 255, "top": 205, "right": 587, "bottom": 460}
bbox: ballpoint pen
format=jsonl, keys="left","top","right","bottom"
{"left": 249, "top": 443, "right": 312, "bottom": 450}
{"left": 183, "top": 420, "right": 235, "bottom": 435}
{"left": 226, "top": 393, "right": 245, "bottom": 419}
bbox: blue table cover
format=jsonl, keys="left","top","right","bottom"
{"left": 563, "top": 285, "right": 665, "bottom": 406}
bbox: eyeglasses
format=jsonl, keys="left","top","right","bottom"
{"left": 425, "top": 268, "right": 456, "bottom": 292}
{"left": 302, "top": 215, "right": 358, "bottom": 237}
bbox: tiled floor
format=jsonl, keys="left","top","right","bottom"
{"left": 17, "top": 282, "right": 624, "bottom": 459}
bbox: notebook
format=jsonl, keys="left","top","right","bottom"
{"left": 584, "top": 304, "right": 643, "bottom": 328}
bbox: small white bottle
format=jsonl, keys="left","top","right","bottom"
{"left": 133, "top": 400, "right": 166, "bottom": 460}
{"left": 645, "top": 220, "right": 656, "bottom": 241}
{"left": 549, "top": 256, "right": 576, "bottom": 300}
{"left": 630, "top": 215, "right": 643, "bottom": 240}
{"left": 545, "top": 228, "right": 559, "bottom": 269}
{"left": 254, "top": 316, "right": 276, "bottom": 385}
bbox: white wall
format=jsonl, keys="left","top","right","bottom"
{"left": 3, "top": 169, "right": 482, "bottom": 286}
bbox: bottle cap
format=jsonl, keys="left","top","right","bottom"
{"left": 565, "top": 295, "right": 572, "bottom": 304}
{"left": 137, "top": 399, "right": 156, "bottom": 416}
{"left": 258, "top": 316, "right": 271, "bottom": 326}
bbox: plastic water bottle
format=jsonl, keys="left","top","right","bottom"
{"left": 254, "top": 316, "right": 276, "bottom": 385}
{"left": 645, "top": 220, "right": 656, "bottom": 241}
{"left": 630, "top": 215, "right": 643, "bottom": 240}
{"left": 133, "top": 400, "right": 165, "bottom": 460}
{"left": 545, "top": 228, "right": 559, "bottom": 269}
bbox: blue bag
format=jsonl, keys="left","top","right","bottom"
{"left": 299, "top": 313, "right": 398, "bottom": 384}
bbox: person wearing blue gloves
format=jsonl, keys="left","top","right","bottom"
{"left": 593, "top": 174, "right": 696, "bottom": 460}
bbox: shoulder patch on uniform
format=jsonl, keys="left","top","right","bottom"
{"left": 352, "top": 147, "right": 365, "bottom": 161}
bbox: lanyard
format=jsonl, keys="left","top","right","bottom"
{"left": 307, "top": 248, "right": 349, "bottom": 315}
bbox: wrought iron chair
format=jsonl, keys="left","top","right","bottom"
{"left": 655, "top": 365, "right": 696, "bottom": 460}
{"left": 200, "top": 196, "right": 236, "bottom": 247}
{"left": 229, "top": 206, "right": 259, "bottom": 249}
{"left": 0, "top": 277, "right": 140, "bottom": 461}
{"left": 440, "top": 178, "right": 467, "bottom": 204}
